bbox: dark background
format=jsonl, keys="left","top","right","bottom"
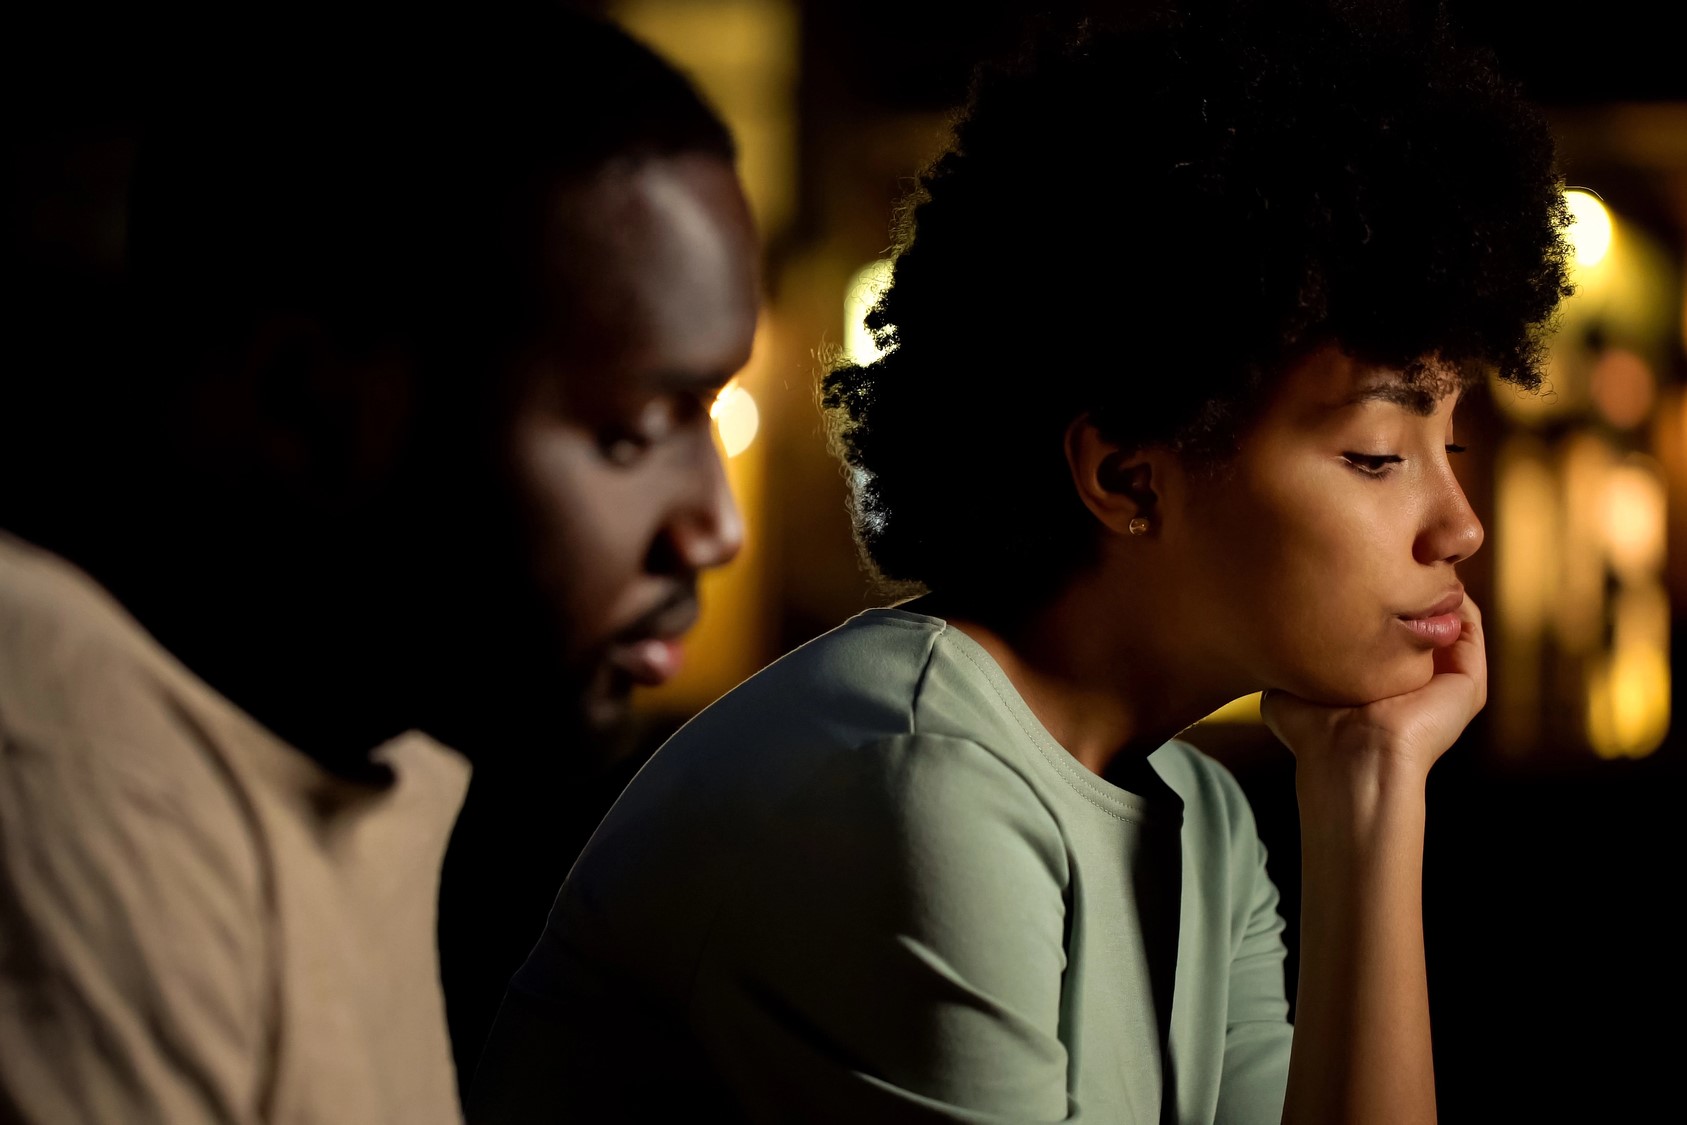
{"left": 5, "top": 2, "right": 1683, "bottom": 1120}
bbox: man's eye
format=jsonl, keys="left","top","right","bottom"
{"left": 595, "top": 394, "right": 716, "bottom": 467}
{"left": 1446, "top": 443, "right": 1468, "bottom": 454}
{"left": 596, "top": 400, "right": 678, "bottom": 466}
{"left": 599, "top": 430, "right": 650, "bottom": 467}
{"left": 1343, "top": 452, "right": 1404, "bottom": 476}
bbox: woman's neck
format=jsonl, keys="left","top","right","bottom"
{"left": 906, "top": 575, "right": 1248, "bottom": 778}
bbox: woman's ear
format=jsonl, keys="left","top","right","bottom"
{"left": 1064, "top": 414, "right": 1159, "bottom": 535}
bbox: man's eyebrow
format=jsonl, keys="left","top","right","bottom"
{"left": 1344, "top": 383, "right": 1440, "bottom": 416}
{"left": 648, "top": 368, "right": 738, "bottom": 395}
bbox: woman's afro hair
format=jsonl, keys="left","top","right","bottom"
{"left": 823, "top": 0, "right": 1572, "bottom": 605}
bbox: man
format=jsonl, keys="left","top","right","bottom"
{"left": 0, "top": 7, "right": 756, "bottom": 1121}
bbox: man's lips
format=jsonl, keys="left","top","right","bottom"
{"left": 1397, "top": 588, "right": 1464, "bottom": 648}
{"left": 606, "top": 597, "right": 699, "bottom": 688}
{"left": 610, "top": 636, "right": 687, "bottom": 687}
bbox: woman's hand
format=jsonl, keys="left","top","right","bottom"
{"left": 1260, "top": 596, "right": 1486, "bottom": 789}
{"left": 1271, "top": 597, "right": 1484, "bottom": 1125}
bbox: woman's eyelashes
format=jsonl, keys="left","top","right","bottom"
{"left": 1342, "top": 444, "right": 1468, "bottom": 478}
{"left": 1343, "top": 452, "right": 1405, "bottom": 477}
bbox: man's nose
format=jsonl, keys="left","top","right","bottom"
{"left": 662, "top": 439, "right": 744, "bottom": 575}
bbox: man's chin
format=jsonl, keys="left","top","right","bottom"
{"left": 578, "top": 663, "right": 638, "bottom": 738}
{"left": 581, "top": 689, "right": 634, "bottom": 737}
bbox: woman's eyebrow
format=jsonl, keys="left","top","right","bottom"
{"left": 1343, "top": 383, "right": 1439, "bottom": 416}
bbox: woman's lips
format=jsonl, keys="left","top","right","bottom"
{"left": 611, "top": 636, "right": 686, "bottom": 686}
{"left": 1397, "top": 613, "right": 1462, "bottom": 648}
{"left": 1398, "top": 589, "right": 1464, "bottom": 648}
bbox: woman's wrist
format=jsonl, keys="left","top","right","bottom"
{"left": 1296, "top": 735, "right": 1428, "bottom": 795}
{"left": 1296, "top": 752, "right": 1429, "bottom": 856}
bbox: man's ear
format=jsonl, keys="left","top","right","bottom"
{"left": 1064, "top": 413, "right": 1160, "bottom": 535}
{"left": 236, "top": 313, "right": 415, "bottom": 501}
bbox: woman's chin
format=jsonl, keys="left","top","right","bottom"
{"left": 1293, "top": 651, "right": 1437, "bottom": 708}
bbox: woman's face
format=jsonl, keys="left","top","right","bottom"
{"left": 1166, "top": 344, "right": 1483, "bottom": 707}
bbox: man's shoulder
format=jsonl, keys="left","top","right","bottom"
{"left": 0, "top": 533, "right": 166, "bottom": 719}
{"left": 0, "top": 534, "right": 263, "bottom": 853}
{"left": 0, "top": 533, "right": 134, "bottom": 647}
{"left": 0, "top": 547, "right": 274, "bottom": 1121}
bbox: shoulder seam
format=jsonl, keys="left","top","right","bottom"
{"left": 904, "top": 620, "right": 945, "bottom": 735}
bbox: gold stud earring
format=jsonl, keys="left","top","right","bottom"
{"left": 1128, "top": 517, "right": 1150, "bottom": 536}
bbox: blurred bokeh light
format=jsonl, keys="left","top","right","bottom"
{"left": 843, "top": 259, "right": 896, "bottom": 366}
{"left": 712, "top": 380, "right": 760, "bottom": 458}
{"left": 1564, "top": 188, "right": 1614, "bottom": 266}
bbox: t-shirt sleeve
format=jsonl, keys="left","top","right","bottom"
{"left": 1209, "top": 765, "right": 1294, "bottom": 1125}
{"left": 688, "top": 734, "right": 1075, "bottom": 1124}
{"left": 0, "top": 731, "right": 267, "bottom": 1124}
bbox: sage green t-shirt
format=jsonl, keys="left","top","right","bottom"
{"left": 472, "top": 608, "right": 1292, "bottom": 1124}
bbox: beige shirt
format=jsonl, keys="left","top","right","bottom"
{"left": 0, "top": 535, "right": 470, "bottom": 1124}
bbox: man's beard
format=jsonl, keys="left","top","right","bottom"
{"left": 576, "top": 657, "right": 638, "bottom": 740}
{"left": 572, "top": 583, "right": 699, "bottom": 744}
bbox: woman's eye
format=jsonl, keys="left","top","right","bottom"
{"left": 1446, "top": 443, "right": 1467, "bottom": 454}
{"left": 1343, "top": 452, "right": 1405, "bottom": 476}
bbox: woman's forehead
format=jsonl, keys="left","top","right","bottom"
{"left": 1276, "top": 346, "right": 1468, "bottom": 417}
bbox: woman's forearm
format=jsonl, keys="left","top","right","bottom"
{"left": 1283, "top": 760, "right": 1436, "bottom": 1125}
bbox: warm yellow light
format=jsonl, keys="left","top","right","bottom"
{"left": 1589, "top": 348, "right": 1655, "bottom": 429}
{"left": 1564, "top": 189, "right": 1613, "bottom": 268}
{"left": 1201, "top": 692, "right": 1262, "bottom": 723}
{"left": 1489, "top": 367, "right": 1566, "bottom": 425}
{"left": 843, "top": 259, "right": 896, "bottom": 367}
{"left": 1496, "top": 440, "right": 1558, "bottom": 643}
{"left": 614, "top": 0, "right": 799, "bottom": 238}
{"left": 1559, "top": 434, "right": 1613, "bottom": 651}
{"left": 1587, "top": 582, "right": 1670, "bottom": 759}
{"left": 711, "top": 381, "right": 759, "bottom": 458}
{"left": 1601, "top": 457, "right": 1666, "bottom": 582}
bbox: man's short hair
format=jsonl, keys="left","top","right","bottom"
{"left": 127, "top": 5, "right": 735, "bottom": 357}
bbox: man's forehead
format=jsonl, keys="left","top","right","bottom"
{"left": 539, "top": 155, "right": 759, "bottom": 397}
{"left": 546, "top": 337, "right": 750, "bottom": 403}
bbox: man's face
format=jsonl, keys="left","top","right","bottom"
{"left": 502, "top": 153, "right": 758, "bottom": 733}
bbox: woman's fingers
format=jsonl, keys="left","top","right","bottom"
{"left": 1430, "top": 595, "right": 1486, "bottom": 714}
{"left": 1432, "top": 594, "right": 1483, "bottom": 675}
{"left": 1261, "top": 596, "right": 1488, "bottom": 772}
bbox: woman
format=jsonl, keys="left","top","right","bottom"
{"left": 471, "top": 5, "right": 1570, "bottom": 1122}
